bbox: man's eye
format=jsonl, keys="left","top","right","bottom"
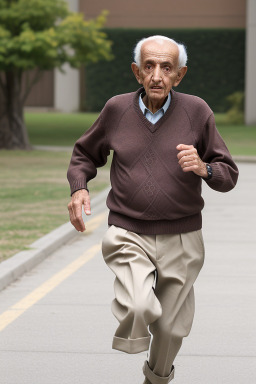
{"left": 145, "top": 64, "right": 152, "bottom": 70}
{"left": 163, "top": 66, "right": 171, "bottom": 73}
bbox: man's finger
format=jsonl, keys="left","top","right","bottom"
{"left": 83, "top": 195, "right": 91, "bottom": 215}
{"left": 182, "top": 164, "right": 199, "bottom": 173}
{"left": 177, "top": 148, "right": 197, "bottom": 160}
{"left": 176, "top": 144, "right": 194, "bottom": 151}
{"left": 68, "top": 203, "right": 75, "bottom": 223}
{"left": 181, "top": 160, "right": 197, "bottom": 169}
{"left": 68, "top": 203, "right": 79, "bottom": 231}
{"left": 73, "top": 215, "right": 85, "bottom": 232}
{"left": 178, "top": 154, "right": 197, "bottom": 165}
{"left": 71, "top": 201, "right": 86, "bottom": 232}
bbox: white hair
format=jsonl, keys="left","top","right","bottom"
{"left": 133, "top": 35, "right": 187, "bottom": 68}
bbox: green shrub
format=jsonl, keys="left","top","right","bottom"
{"left": 83, "top": 28, "right": 245, "bottom": 112}
{"left": 226, "top": 91, "right": 245, "bottom": 124}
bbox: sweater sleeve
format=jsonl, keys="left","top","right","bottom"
{"left": 198, "top": 113, "right": 239, "bottom": 192}
{"left": 67, "top": 111, "right": 110, "bottom": 196}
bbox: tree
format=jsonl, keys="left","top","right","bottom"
{"left": 0, "top": 0, "right": 112, "bottom": 149}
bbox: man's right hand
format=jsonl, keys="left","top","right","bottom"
{"left": 68, "top": 189, "right": 91, "bottom": 232}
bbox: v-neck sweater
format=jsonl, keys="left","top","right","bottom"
{"left": 67, "top": 87, "right": 238, "bottom": 235}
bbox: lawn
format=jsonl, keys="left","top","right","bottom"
{"left": 25, "top": 112, "right": 99, "bottom": 147}
{"left": 25, "top": 112, "right": 256, "bottom": 156}
{"left": 214, "top": 114, "right": 256, "bottom": 156}
{"left": 0, "top": 149, "right": 111, "bottom": 262}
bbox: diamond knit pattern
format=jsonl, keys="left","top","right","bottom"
{"left": 68, "top": 87, "right": 239, "bottom": 234}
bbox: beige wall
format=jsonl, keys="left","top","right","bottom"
{"left": 80, "top": 0, "right": 246, "bottom": 28}
{"left": 245, "top": 0, "right": 256, "bottom": 124}
{"left": 54, "top": 0, "right": 80, "bottom": 112}
{"left": 26, "top": 0, "right": 80, "bottom": 111}
{"left": 24, "top": 70, "right": 54, "bottom": 108}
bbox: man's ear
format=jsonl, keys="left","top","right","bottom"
{"left": 131, "top": 62, "right": 142, "bottom": 84}
{"left": 173, "top": 66, "right": 188, "bottom": 87}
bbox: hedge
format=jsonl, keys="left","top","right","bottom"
{"left": 84, "top": 28, "right": 245, "bottom": 112}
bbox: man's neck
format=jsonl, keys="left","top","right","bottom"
{"left": 142, "top": 94, "right": 168, "bottom": 114}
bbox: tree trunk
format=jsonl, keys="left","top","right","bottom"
{"left": 0, "top": 71, "right": 31, "bottom": 150}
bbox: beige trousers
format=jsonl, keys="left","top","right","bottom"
{"left": 102, "top": 225, "right": 205, "bottom": 384}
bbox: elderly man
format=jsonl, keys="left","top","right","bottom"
{"left": 67, "top": 35, "right": 238, "bottom": 384}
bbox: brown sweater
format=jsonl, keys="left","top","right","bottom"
{"left": 67, "top": 87, "right": 238, "bottom": 234}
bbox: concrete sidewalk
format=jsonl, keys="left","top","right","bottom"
{"left": 0, "top": 162, "right": 255, "bottom": 384}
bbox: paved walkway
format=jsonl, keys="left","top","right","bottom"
{"left": 0, "top": 163, "right": 255, "bottom": 384}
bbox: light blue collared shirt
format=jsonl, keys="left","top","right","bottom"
{"left": 139, "top": 92, "right": 171, "bottom": 124}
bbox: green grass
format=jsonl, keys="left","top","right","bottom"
{"left": 25, "top": 112, "right": 99, "bottom": 146}
{"left": 214, "top": 114, "right": 256, "bottom": 156}
{"left": 0, "top": 149, "right": 111, "bottom": 262}
{"left": 217, "top": 125, "right": 256, "bottom": 156}
{"left": 25, "top": 112, "right": 256, "bottom": 156}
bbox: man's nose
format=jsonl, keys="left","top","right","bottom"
{"left": 152, "top": 65, "right": 162, "bottom": 82}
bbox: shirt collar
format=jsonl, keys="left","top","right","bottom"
{"left": 139, "top": 92, "right": 171, "bottom": 115}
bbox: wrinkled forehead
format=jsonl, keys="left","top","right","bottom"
{"left": 141, "top": 40, "right": 179, "bottom": 65}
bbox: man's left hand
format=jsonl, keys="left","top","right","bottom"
{"left": 176, "top": 144, "right": 208, "bottom": 178}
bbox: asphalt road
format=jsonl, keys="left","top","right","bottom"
{"left": 0, "top": 162, "right": 255, "bottom": 384}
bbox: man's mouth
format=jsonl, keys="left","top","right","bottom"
{"left": 151, "top": 86, "right": 162, "bottom": 90}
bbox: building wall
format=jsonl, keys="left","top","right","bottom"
{"left": 53, "top": 0, "right": 80, "bottom": 112}
{"left": 25, "top": 0, "right": 79, "bottom": 111}
{"left": 24, "top": 70, "right": 54, "bottom": 108}
{"left": 80, "top": 0, "right": 246, "bottom": 28}
{"left": 245, "top": 0, "right": 256, "bottom": 124}
{"left": 26, "top": 0, "right": 246, "bottom": 109}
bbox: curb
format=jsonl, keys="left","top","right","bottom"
{"left": 233, "top": 155, "right": 256, "bottom": 163}
{"left": 0, "top": 188, "right": 110, "bottom": 292}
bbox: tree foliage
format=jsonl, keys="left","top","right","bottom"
{"left": 0, "top": 0, "right": 112, "bottom": 71}
{"left": 0, "top": 0, "right": 112, "bottom": 149}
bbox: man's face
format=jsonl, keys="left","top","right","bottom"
{"left": 132, "top": 40, "right": 187, "bottom": 109}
